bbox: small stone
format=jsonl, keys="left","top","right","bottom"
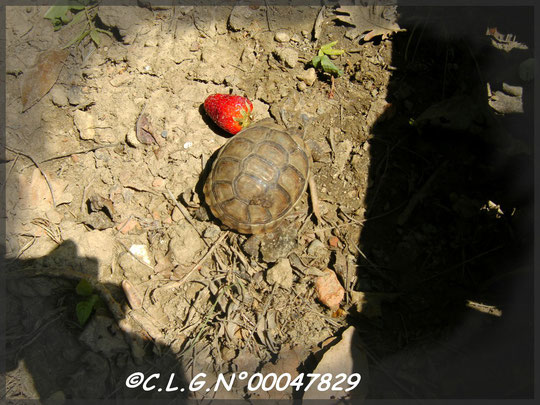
{"left": 297, "top": 68, "right": 317, "bottom": 86}
{"left": 243, "top": 235, "right": 261, "bottom": 258}
{"left": 266, "top": 258, "right": 293, "bottom": 289}
{"left": 291, "top": 34, "right": 302, "bottom": 43}
{"left": 260, "top": 228, "right": 297, "bottom": 262}
{"left": 328, "top": 236, "right": 340, "bottom": 248}
{"left": 129, "top": 244, "right": 152, "bottom": 266}
{"left": 221, "top": 347, "right": 237, "bottom": 362}
{"left": 297, "top": 82, "right": 307, "bottom": 91}
{"left": 315, "top": 269, "right": 345, "bottom": 311}
{"left": 241, "top": 46, "right": 256, "bottom": 64}
{"left": 95, "top": 128, "right": 118, "bottom": 144}
{"left": 73, "top": 110, "right": 95, "bottom": 140}
{"left": 50, "top": 86, "right": 68, "bottom": 107}
{"left": 117, "top": 217, "right": 140, "bottom": 234}
{"left": 126, "top": 128, "right": 140, "bottom": 147}
{"left": 118, "top": 251, "right": 153, "bottom": 280}
{"left": 307, "top": 239, "right": 326, "bottom": 256}
{"left": 67, "top": 86, "right": 85, "bottom": 106}
{"left": 274, "top": 30, "right": 290, "bottom": 43}
{"left": 152, "top": 177, "right": 165, "bottom": 188}
{"left": 204, "top": 224, "right": 221, "bottom": 239}
{"left": 168, "top": 223, "right": 203, "bottom": 264}
{"left": 274, "top": 47, "right": 298, "bottom": 69}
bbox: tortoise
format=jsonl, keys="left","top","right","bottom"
{"left": 204, "top": 118, "right": 320, "bottom": 234}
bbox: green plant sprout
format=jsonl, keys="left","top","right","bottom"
{"left": 75, "top": 279, "right": 103, "bottom": 326}
{"left": 44, "top": 0, "right": 111, "bottom": 48}
{"left": 311, "top": 41, "right": 345, "bottom": 77}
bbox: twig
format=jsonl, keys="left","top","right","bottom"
{"left": 5, "top": 145, "right": 57, "bottom": 207}
{"left": 10, "top": 310, "right": 65, "bottom": 359}
{"left": 263, "top": 0, "right": 272, "bottom": 31}
{"left": 2, "top": 153, "right": 19, "bottom": 191}
{"left": 10, "top": 236, "right": 36, "bottom": 262}
{"left": 164, "top": 188, "right": 208, "bottom": 246}
{"left": 162, "top": 231, "right": 229, "bottom": 290}
{"left": 329, "top": 75, "right": 335, "bottom": 99}
{"left": 37, "top": 143, "right": 120, "bottom": 165}
{"left": 80, "top": 177, "right": 96, "bottom": 213}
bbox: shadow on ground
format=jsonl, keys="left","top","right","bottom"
{"left": 3, "top": 240, "right": 190, "bottom": 401}
{"left": 351, "top": 5, "right": 533, "bottom": 398}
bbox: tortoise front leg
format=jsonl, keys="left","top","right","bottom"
{"left": 308, "top": 174, "right": 323, "bottom": 224}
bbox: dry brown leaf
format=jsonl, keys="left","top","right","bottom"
{"left": 136, "top": 111, "right": 160, "bottom": 145}
{"left": 334, "top": 1, "right": 404, "bottom": 42}
{"left": 20, "top": 48, "right": 69, "bottom": 112}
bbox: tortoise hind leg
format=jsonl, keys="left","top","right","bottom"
{"left": 308, "top": 175, "right": 323, "bottom": 224}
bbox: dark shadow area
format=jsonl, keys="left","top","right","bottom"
{"left": 2, "top": 240, "right": 190, "bottom": 401}
{"left": 353, "top": 6, "right": 534, "bottom": 398}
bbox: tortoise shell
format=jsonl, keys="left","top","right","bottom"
{"left": 204, "top": 119, "right": 311, "bottom": 234}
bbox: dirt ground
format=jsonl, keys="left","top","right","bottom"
{"left": 3, "top": 4, "right": 534, "bottom": 401}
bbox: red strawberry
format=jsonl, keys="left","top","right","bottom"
{"left": 203, "top": 94, "right": 253, "bottom": 135}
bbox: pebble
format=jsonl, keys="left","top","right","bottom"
{"left": 243, "top": 235, "right": 261, "bottom": 258}
{"left": 297, "top": 82, "right": 307, "bottom": 91}
{"left": 274, "top": 47, "right": 298, "bottom": 69}
{"left": 67, "top": 86, "right": 85, "bottom": 106}
{"left": 204, "top": 224, "right": 221, "bottom": 239}
{"left": 260, "top": 228, "right": 297, "bottom": 262}
{"left": 297, "top": 67, "right": 317, "bottom": 86}
{"left": 274, "top": 30, "right": 290, "bottom": 43}
{"left": 152, "top": 177, "right": 165, "bottom": 188}
{"left": 266, "top": 258, "right": 293, "bottom": 289}
{"left": 307, "top": 239, "right": 325, "bottom": 256}
{"left": 50, "top": 86, "right": 68, "bottom": 107}
{"left": 315, "top": 269, "right": 345, "bottom": 311}
{"left": 129, "top": 244, "right": 152, "bottom": 266}
{"left": 126, "top": 128, "right": 141, "bottom": 147}
{"left": 328, "top": 236, "right": 340, "bottom": 248}
{"left": 73, "top": 110, "right": 95, "bottom": 140}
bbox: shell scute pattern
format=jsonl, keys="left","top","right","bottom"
{"left": 204, "top": 119, "right": 311, "bottom": 234}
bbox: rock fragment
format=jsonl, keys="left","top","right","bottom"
{"left": 315, "top": 269, "right": 345, "bottom": 311}
{"left": 266, "top": 258, "right": 293, "bottom": 289}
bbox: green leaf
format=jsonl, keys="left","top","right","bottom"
{"left": 64, "top": 10, "right": 86, "bottom": 28}
{"left": 89, "top": 29, "right": 101, "bottom": 46}
{"left": 311, "top": 55, "right": 322, "bottom": 68}
{"left": 44, "top": 5, "right": 70, "bottom": 21}
{"left": 320, "top": 41, "right": 345, "bottom": 56}
{"left": 320, "top": 55, "right": 343, "bottom": 77}
{"left": 76, "top": 295, "right": 98, "bottom": 325}
{"left": 76, "top": 279, "right": 93, "bottom": 296}
{"left": 62, "top": 28, "right": 90, "bottom": 49}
